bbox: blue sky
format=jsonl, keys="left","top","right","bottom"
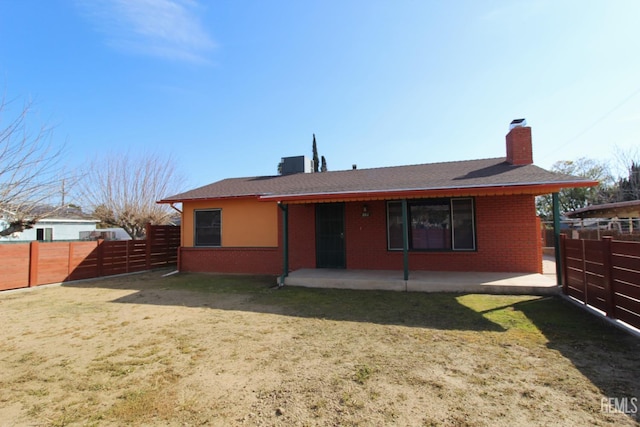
{"left": 1, "top": 0, "right": 639, "bottom": 195}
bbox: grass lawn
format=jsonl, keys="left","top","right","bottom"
{"left": 0, "top": 270, "right": 638, "bottom": 426}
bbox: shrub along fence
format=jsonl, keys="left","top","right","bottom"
{"left": 560, "top": 234, "right": 640, "bottom": 330}
{"left": 0, "top": 225, "right": 180, "bottom": 291}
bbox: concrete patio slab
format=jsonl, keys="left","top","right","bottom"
{"left": 284, "top": 268, "right": 559, "bottom": 295}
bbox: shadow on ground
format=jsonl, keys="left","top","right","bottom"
{"left": 64, "top": 270, "right": 640, "bottom": 417}
{"left": 65, "top": 270, "right": 506, "bottom": 331}
{"left": 513, "top": 297, "right": 640, "bottom": 422}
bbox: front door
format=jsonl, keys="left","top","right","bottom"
{"left": 315, "top": 203, "right": 345, "bottom": 268}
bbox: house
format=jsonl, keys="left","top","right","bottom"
{"left": 158, "top": 120, "right": 597, "bottom": 279}
{"left": 0, "top": 206, "right": 99, "bottom": 242}
{"left": 565, "top": 200, "right": 640, "bottom": 220}
{"left": 565, "top": 200, "right": 640, "bottom": 238}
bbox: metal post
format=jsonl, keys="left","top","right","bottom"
{"left": 278, "top": 203, "right": 289, "bottom": 285}
{"left": 560, "top": 234, "right": 568, "bottom": 295}
{"left": 402, "top": 199, "right": 409, "bottom": 281}
{"left": 552, "top": 192, "right": 562, "bottom": 287}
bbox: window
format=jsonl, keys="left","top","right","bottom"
{"left": 387, "top": 198, "right": 475, "bottom": 251}
{"left": 194, "top": 209, "right": 221, "bottom": 246}
{"left": 36, "top": 228, "right": 53, "bottom": 241}
{"left": 451, "top": 198, "right": 475, "bottom": 250}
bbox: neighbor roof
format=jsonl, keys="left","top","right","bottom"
{"left": 0, "top": 205, "right": 98, "bottom": 221}
{"left": 565, "top": 200, "right": 640, "bottom": 219}
{"left": 159, "top": 157, "right": 597, "bottom": 204}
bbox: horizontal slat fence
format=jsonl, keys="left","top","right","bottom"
{"left": 147, "top": 224, "right": 180, "bottom": 267}
{"left": 610, "top": 240, "right": 640, "bottom": 328}
{"left": 0, "top": 244, "right": 30, "bottom": 291}
{"left": 561, "top": 235, "right": 640, "bottom": 330}
{"left": 0, "top": 225, "right": 179, "bottom": 291}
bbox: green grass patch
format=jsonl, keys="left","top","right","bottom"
{"left": 160, "top": 273, "right": 634, "bottom": 338}
{"left": 353, "top": 364, "right": 375, "bottom": 385}
{"left": 4, "top": 270, "right": 639, "bottom": 426}
{"left": 162, "top": 273, "right": 276, "bottom": 293}
{"left": 457, "top": 294, "right": 544, "bottom": 334}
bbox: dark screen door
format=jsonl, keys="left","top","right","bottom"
{"left": 316, "top": 203, "right": 345, "bottom": 268}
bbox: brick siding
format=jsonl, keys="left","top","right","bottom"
{"left": 506, "top": 126, "right": 533, "bottom": 165}
{"left": 288, "top": 204, "right": 317, "bottom": 269}
{"left": 343, "top": 196, "right": 541, "bottom": 273}
{"left": 179, "top": 247, "right": 282, "bottom": 275}
{"left": 179, "top": 195, "right": 542, "bottom": 275}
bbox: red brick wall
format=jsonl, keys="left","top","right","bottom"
{"left": 288, "top": 204, "right": 316, "bottom": 269}
{"left": 179, "top": 195, "right": 542, "bottom": 275}
{"left": 474, "top": 195, "right": 542, "bottom": 273}
{"left": 342, "top": 196, "right": 541, "bottom": 273}
{"left": 346, "top": 200, "right": 403, "bottom": 270}
{"left": 179, "top": 247, "right": 282, "bottom": 275}
{"left": 506, "top": 126, "right": 533, "bottom": 165}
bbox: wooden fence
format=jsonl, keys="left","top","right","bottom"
{"left": 560, "top": 235, "right": 640, "bottom": 330}
{"left": 0, "top": 225, "right": 180, "bottom": 291}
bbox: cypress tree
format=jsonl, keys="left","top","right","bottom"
{"left": 312, "top": 134, "right": 319, "bottom": 173}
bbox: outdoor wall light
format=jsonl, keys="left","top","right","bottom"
{"left": 362, "top": 204, "right": 370, "bottom": 217}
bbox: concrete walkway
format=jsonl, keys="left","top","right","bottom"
{"left": 285, "top": 256, "right": 560, "bottom": 295}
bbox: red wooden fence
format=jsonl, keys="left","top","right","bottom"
{"left": 561, "top": 235, "right": 640, "bottom": 330}
{"left": 0, "top": 225, "right": 180, "bottom": 291}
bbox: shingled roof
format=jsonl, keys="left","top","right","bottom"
{"left": 565, "top": 200, "right": 640, "bottom": 219}
{"left": 159, "top": 156, "right": 597, "bottom": 204}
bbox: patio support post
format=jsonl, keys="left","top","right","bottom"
{"left": 402, "top": 199, "right": 409, "bottom": 281}
{"left": 278, "top": 202, "right": 289, "bottom": 286}
{"left": 552, "top": 192, "right": 563, "bottom": 287}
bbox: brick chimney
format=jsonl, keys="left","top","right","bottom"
{"left": 505, "top": 118, "right": 533, "bottom": 165}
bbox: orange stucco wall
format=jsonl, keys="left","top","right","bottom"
{"left": 182, "top": 198, "right": 278, "bottom": 247}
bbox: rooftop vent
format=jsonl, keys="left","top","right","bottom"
{"left": 278, "top": 156, "right": 314, "bottom": 175}
{"left": 509, "top": 118, "right": 527, "bottom": 130}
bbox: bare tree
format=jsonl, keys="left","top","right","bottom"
{"left": 79, "top": 151, "right": 184, "bottom": 239}
{"left": 0, "top": 97, "right": 66, "bottom": 236}
{"left": 612, "top": 145, "right": 640, "bottom": 178}
{"left": 612, "top": 146, "right": 640, "bottom": 201}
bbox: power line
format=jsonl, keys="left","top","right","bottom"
{"left": 540, "top": 85, "right": 640, "bottom": 161}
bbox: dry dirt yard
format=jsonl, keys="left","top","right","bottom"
{"left": 0, "top": 270, "right": 638, "bottom": 426}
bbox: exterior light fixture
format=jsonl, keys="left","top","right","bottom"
{"left": 362, "top": 204, "right": 370, "bottom": 217}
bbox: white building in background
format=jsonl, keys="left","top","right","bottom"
{"left": 0, "top": 207, "right": 100, "bottom": 242}
{"left": 79, "top": 227, "right": 132, "bottom": 241}
{"left": 25, "top": 218, "right": 100, "bottom": 241}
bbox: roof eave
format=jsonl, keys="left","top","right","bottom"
{"left": 259, "top": 181, "right": 598, "bottom": 203}
{"left": 158, "top": 180, "right": 598, "bottom": 204}
{"left": 157, "top": 194, "right": 263, "bottom": 204}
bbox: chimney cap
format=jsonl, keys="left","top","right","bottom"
{"left": 509, "top": 118, "right": 527, "bottom": 130}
